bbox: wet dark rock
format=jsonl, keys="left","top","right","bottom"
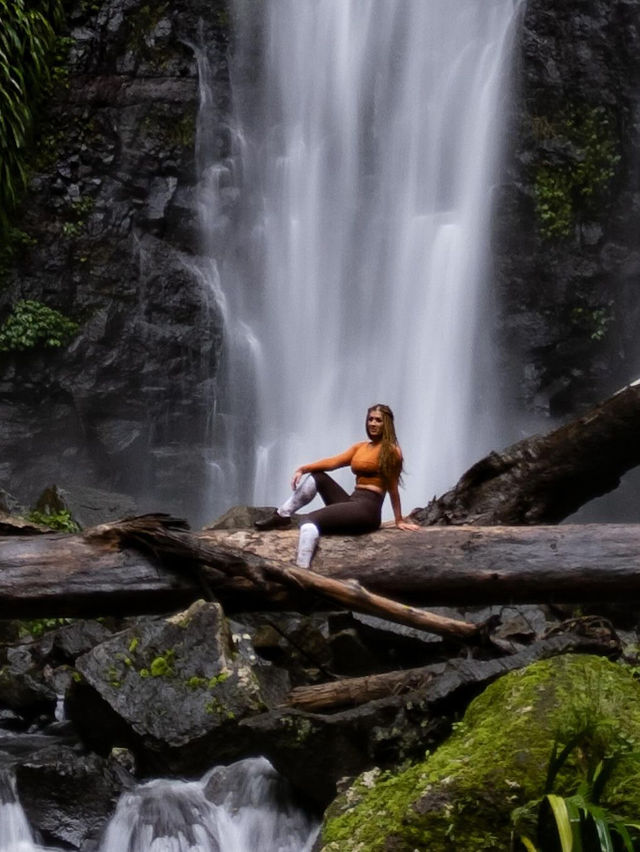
{"left": 0, "top": 644, "right": 57, "bottom": 717}
{"left": 67, "top": 601, "right": 291, "bottom": 775}
{"left": 243, "top": 632, "right": 591, "bottom": 807}
{"left": 0, "top": 0, "right": 230, "bottom": 527}
{"left": 15, "top": 743, "right": 133, "bottom": 850}
{"left": 495, "top": 0, "right": 640, "bottom": 418}
{"left": 33, "top": 483, "right": 138, "bottom": 530}
{"left": 50, "top": 619, "right": 116, "bottom": 661}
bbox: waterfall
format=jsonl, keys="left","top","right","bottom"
{"left": 0, "top": 771, "right": 40, "bottom": 852}
{"left": 0, "top": 758, "right": 318, "bottom": 852}
{"left": 208, "top": 0, "right": 522, "bottom": 516}
{"left": 100, "top": 758, "right": 317, "bottom": 852}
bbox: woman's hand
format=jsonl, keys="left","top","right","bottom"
{"left": 395, "top": 518, "right": 421, "bottom": 531}
{"left": 291, "top": 468, "right": 305, "bottom": 489}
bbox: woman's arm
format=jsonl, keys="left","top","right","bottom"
{"left": 388, "top": 482, "right": 419, "bottom": 530}
{"left": 291, "top": 444, "right": 360, "bottom": 488}
{"left": 389, "top": 448, "right": 420, "bottom": 531}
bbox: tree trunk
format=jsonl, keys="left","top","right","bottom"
{"left": 284, "top": 618, "right": 620, "bottom": 712}
{"left": 411, "top": 378, "right": 640, "bottom": 525}
{"left": 3, "top": 519, "right": 640, "bottom": 618}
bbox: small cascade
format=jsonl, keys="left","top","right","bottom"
{"left": 0, "top": 757, "right": 317, "bottom": 852}
{"left": 100, "top": 757, "right": 318, "bottom": 852}
{"left": 186, "top": 42, "right": 264, "bottom": 520}
{"left": 209, "top": 0, "right": 524, "bottom": 514}
{"left": 0, "top": 770, "right": 40, "bottom": 852}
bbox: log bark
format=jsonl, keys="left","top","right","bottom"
{"left": 85, "top": 516, "right": 481, "bottom": 643}
{"left": 285, "top": 617, "right": 620, "bottom": 712}
{"left": 411, "top": 378, "right": 640, "bottom": 525}
{"left": 2, "top": 519, "right": 640, "bottom": 618}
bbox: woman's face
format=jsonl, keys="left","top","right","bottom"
{"left": 366, "top": 408, "right": 384, "bottom": 440}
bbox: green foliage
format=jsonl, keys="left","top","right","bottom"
{"left": 126, "top": 2, "right": 168, "bottom": 58}
{"left": 570, "top": 303, "right": 614, "bottom": 342}
{"left": 18, "top": 616, "right": 73, "bottom": 638}
{"left": 61, "top": 195, "right": 94, "bottom": 238}
{"left": 27, "top": 507, "right": 79, "bottom": 531}
{"left": 0, "top": 227, "right": 37, "bottom": 281}
{"left": 533, "top": 106, "right": 621, "bottom": 239}
{"left": 0, "top": 299, "right": 78, "bottom": 352}
{"left": 0, "top": 0, "right": 66, "bottom": 236}
{"left": 513, "top": 726, "right": 640, "bottom": 851}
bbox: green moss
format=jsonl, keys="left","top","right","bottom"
{"left": 186, "top": 675, "right": 207, "bottom": 690}
{"left": 319, "top": 656, "right": 640, "bottom": 851}
{"left": 208, "top": 671, "right": 230, "bottom": 689}
{"left": 126, "top": 3, "right": 169, "bottom": 61}
{"left": 150, "top": 649, "right": 175, "bottom": 677}
{"left": 205, "top": 696, "right": 235, "bottom": 720}
{"left": 532, "top": 106, "right": 620, "bottom": 239}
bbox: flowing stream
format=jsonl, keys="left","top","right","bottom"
{"left": 204, "top": 0, "right": 523, "bottom": 517}
{"left": 0, "top": 757, "right": 318, "bottom": 852}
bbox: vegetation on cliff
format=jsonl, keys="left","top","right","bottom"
{"left": 0, "top": 0, "right": 67, "bottom": 237}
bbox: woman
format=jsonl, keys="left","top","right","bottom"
{"left": 255, "top": 404, "right": 419, "bottom": 567}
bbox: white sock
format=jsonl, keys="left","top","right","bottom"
{"left": 279, "top": 474, "right": 317, "bottom": 517}
{"left": 296, "top": 522, "right": 319, "bottom": 568}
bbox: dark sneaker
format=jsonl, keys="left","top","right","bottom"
{"left": 254, "top": 511, "right": 291, "bottom": 531}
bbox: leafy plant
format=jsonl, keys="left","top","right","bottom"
{"left": 512, "top": 726, "right": 640, "bottom": 851}
{"left": 18, "top": 617, "right": 73, "bottom": 638}
{"left": 0, "top": 0, "right": 66, "bottom": 236}
{"left": 570, "top": 302, "right": 614, "bottom": 343}
{"left": 532, "top": 106, "right": 621, "bottom": 239}
{"left": 0, "top": 299, "right": 78, "bottom": 352}
{"left": 27, "top": 508, "right": 79, "bottom": 532}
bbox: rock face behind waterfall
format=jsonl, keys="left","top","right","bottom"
{"left": 67, "top": 600, "right": 290, "bottom": 774}
{"left": 0, "top": 0, "right": 231, "bottom": 523}
{"left": 494, "top": 0, "right": 640, "bottom": 417}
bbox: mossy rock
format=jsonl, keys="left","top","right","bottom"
{"left": 318, "top": 654, "right": 640, "bottom": 851}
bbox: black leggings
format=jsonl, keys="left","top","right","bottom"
{"left": 305, "top": 472, "right": 384, "bottom": 535}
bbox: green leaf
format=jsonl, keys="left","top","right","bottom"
{"left": 546, "top": 795, "right": 575, "bottom": 852}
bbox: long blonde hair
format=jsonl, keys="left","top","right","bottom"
{"left": 366, "top": 404, "right": 403, "bottom": 487}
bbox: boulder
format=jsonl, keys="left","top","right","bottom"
{"left": 0, "top": 644, "right": 57, "bottom": 718}
{"left": 67, "top": 600, "right": 290, "bottom": 774}
{"left": 33, "top": 484, "right": 138, "bottom": 530}
{"left": 15, "top": 743, "right": 134, "bottom": 850}
{"left": 317, "top": 654, "right": 640, "bottom": 851}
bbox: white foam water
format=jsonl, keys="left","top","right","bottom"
{"left": 0, "top": 758, "right": 317, "bottom": 852}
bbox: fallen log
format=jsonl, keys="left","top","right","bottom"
{"left": 412, "top": 378, "right": 640, "bottom": 525}
{"left": 285, "top": 617, "right": 620, "bottom": 712}
{"left": 2, "top": 518, "right": 640, "bottom": 617}
{"left": 86, "top": 515, "right": 481, "bottom": 643}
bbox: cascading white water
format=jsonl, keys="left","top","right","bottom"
{"left": 100, "top": 757, "right": 317, "bottom": 852}
{"left": 0, "top": 757, "right": 318, "bottom": 852}
{"left": 217, "top": 0, "right": 522, "bottom": 515}
{"left": 0, "top": 771, "right": 41, "bottom": 852}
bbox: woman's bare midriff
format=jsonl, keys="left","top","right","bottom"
{"left": 356, "top": 484, "right": 384, "bottom": 495}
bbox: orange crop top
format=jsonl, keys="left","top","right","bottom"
{"left": 300, "top": 442, "right": 397, "bottom": 491}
